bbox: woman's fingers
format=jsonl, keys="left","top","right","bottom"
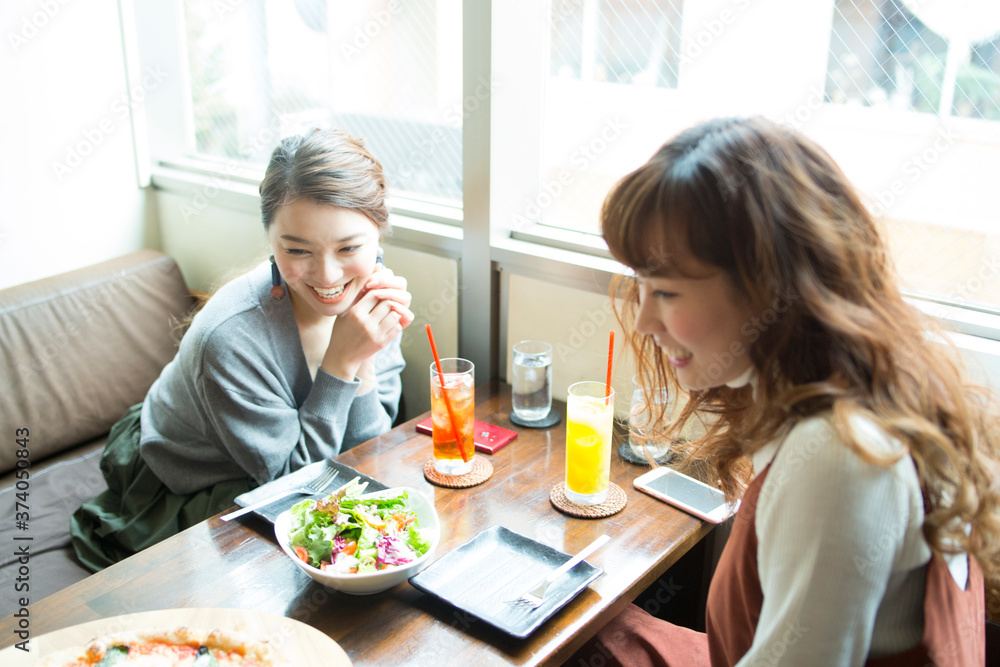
{"left": 365, "top": 298, "right": 410, "bottom": 332}
{"left": 354, "top": 267, "right": 406, "bottom": 305}
{"left": 380, "top": 309, "right": 404, "bottom": 341}
{"left": 362, "top": 294, "right": 413, "bottom": 327}
{"left": 332, "top": 264, "right": 412, "bottom": 359}
{"left": 388, "top": 302, "right": 415, "bottom": 329}
{"left": 355, "top": 285, "right": 412, "bottom": 310}
{"left": 372, "top": 288, "right": 412, "bottom": 309}
{"left": 364, "top": 271, "right": 407, "bottom": 294}
{"left": 362, "top": 301, "right": 405, "bottom": 345}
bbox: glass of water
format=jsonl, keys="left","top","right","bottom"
{"left": 629, "top": 375, "right": 672, "bottom": 463}
{"left": 511, "top": 340, "right": 552, "bottom": 422}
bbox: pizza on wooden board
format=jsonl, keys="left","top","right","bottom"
{"left": 38, "top": 626, "right": 288, "bottom": 666}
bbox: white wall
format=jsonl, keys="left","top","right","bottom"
{"left": 505, "top": 273, "right": 634, "bottom": 418}
{"left": 0, "top": 0, "right": 154, "bottom": 289}
{"left": 154, "top": 191, "right": 270, "bottom": 293}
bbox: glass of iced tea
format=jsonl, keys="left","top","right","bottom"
{"left": 565, "top": 381, "right": 615, "bottom": 505}
{"left": 429, "top": 358, "right": 475, "bottom": 475}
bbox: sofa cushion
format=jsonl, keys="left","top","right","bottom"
{"left": 0, "top": 250, "right": 195, "bottom": 475}
{"left": 0, "top": 442, "right": 108, "bottom": 617}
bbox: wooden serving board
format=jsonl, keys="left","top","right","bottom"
{"left": 0, "top": 607, "right": 350, "bottom": 666}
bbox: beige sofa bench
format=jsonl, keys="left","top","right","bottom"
{"left": 0, "top": 251, "right": 195, "bottom": 617}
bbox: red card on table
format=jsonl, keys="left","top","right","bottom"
{"left": 415, "top": 417, "right": 518, "bottom": 454}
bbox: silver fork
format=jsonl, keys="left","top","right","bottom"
{"left": 220, "top": 467, "right": 339, "bottom": 521}
{"left": 505, "top": 534, "right": 611, "bottom": 609}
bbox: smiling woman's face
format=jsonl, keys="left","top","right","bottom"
{"left": 268, "top": 198, "right": 379, "bottom": 322}
{"left": 633, "top": 236, "right": 756, "bottom": 391}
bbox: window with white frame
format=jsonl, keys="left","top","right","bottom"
{"left": 521, "top": 0, "right": 1000, "bottom": 312}
{"left": 823, "top": 0, "right": 1000, "bottom": 311}
{"left": 182, "top": 0, "right": 463, "bottom": 206}
{"left": 169, "top": 0, "right": 1000, "bottom": 312}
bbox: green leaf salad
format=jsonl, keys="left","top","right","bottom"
{"left": 287, "top": 477, "right": 431, "bottom": 574}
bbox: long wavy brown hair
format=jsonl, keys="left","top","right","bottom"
{"left": 604, "top": 116, "right": 1000, "bottom": 592}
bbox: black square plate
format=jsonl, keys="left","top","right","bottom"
{"left": 409, "top": 525, "right": 604, "bottom": 638}
{"left": 233, "top": 460, "right": 387, "bottom": 523}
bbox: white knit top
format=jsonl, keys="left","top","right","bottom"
{"left": 738, "top": 412, "right": 968, "bottom": 666}
{"left": 720, "top": 366, "right": 973, "bottom": 664}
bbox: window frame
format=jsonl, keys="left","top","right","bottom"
{"left": 133, "top": 0, "right": 1000, "bottom": 381}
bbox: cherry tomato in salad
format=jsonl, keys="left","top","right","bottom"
{"left": 294, "top": 545, "right": 310, "bottom": 563}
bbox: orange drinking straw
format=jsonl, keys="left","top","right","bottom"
{"left": 425, "top": 324, "right": 472, "bottom": 462}
{"left": 605, "top": 330, "right": 615, "bottom": 400}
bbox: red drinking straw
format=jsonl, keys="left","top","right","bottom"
{"left": 425, "top": 324, "right": 471, "bottom": 462}
{"left": 606, "top": 330, "right": 615, "bottom": 400}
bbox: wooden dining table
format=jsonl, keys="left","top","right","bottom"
{"left": 1, "top": 381, "right": 714, "bottom": 665}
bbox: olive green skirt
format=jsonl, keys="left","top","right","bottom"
{"left": 70, "top": 404, "right": 252, "bottom": 572}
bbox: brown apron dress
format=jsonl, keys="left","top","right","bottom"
{"left": 573, "top": 461, "right": 984, "bottom": 666}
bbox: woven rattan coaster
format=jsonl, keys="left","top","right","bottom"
{"left": 423, "top": 456, "right": 493, "bottom": 488}
{"left": 549, "top": 482, "right": 627, "bottom": 518}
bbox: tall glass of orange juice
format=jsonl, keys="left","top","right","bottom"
{"left": 429, "top": 358, "right": 475, "bottom": 475}
{"left": 565, "top": 381, "right": 614, "bottom": 505}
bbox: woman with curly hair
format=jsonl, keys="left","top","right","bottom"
{"left": 573, "top": 117, "right": 997, "bottom": 665}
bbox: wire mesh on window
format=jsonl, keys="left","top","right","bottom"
{"left": 550, "top": 0, "right": 683, "bottom": 88}
{"left": 540, "top": 0, "right": 684, "bottom": 238}
{"left": 826, "top": 0, "right": 1000, "bottom": 121}
{"left": 183, "top": 0, "right": 462, "bottom": 204}
{"left": 825, "top": 0, "right": 1000, "bottom": 311}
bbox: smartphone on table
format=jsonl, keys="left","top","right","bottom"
{"left": 633, "top": 468, "right": 739, "bottom": 524}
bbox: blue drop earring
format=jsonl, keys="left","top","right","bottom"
{"left": 376, "top": 246, "right": 384, "bottom": 268}
{"left": 269, "top": 255, "right": 285, "bottom": 299}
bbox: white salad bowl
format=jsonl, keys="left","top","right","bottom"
{"left": 274, "top": 486, "right": 440, "bottom": 595}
